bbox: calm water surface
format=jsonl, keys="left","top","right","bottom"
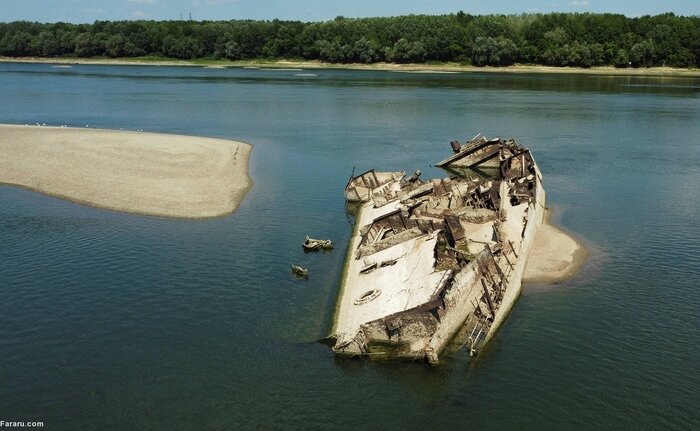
{"left": 0, "top": 64, "right": 698, "bottom": 430}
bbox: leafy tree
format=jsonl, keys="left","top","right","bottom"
{"left": 614, "top": 49, "right": 630, "bottom": 68}
{"left": 224, "top": 40, "right": 242, "bottom": 60}
{"left": 74, "top": 32, "right": 101, "bottom": 57}
{"left": 630, "top": 40, "right": 655, "bottom": 67}
{"left": 314, "top": 39, "right": 346, "bottom": 62}
{"left": 544, "top": 27, "right": 569, "bottom": 47}
{"left": 162, "top": 35, "right": 203, "bottom": 59}
{"left": 123, "top": 41, "right": 145, "bottom": 57}
{"left": 1, "top": 31, "right": 32, "bottom": 56}
{"left": 0, "top": 13, "right": 697, "bottom": 67}
{"left": 348, "top": 37, "right": 376, "bottom": 63}
{"left": 30, "top": 31, "right": 58, "bottom": 56}
{"left": 105, "top": 34, "right": 125, "bottom": 57}
{"left": 385, "top": 38, "right": 426, "bottom": 63}
{"left": 472, "top": 36, "right": 517, "bottom": 66}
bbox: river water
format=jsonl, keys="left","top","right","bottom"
{"left": 0, "top": 63, "right": 698, "bottom": 430}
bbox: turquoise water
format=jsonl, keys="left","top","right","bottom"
{"left": 0, "top": 64, "right": 699, "bottom": 430}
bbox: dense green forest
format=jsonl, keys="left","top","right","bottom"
{"left": 1, "top": 12, "right": 698, "bottom": 68}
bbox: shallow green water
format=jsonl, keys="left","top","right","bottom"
{"left": 0, "top": 64, "right": 698, "bottom": 430}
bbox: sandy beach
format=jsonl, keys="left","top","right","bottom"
{"left": 524, "top": 210, "right": 588, "bottom": 283}
{"left": 0, "top": 124, "right": 252, "bottom": 218}
{"left": 2, "top": 56, "right": 699, "bottom": 77}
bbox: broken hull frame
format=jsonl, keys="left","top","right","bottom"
{"left": 330, "top": 138, "right": 546, "bottom": 365}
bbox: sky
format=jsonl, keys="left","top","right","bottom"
{"left": 0, "top": 0, "right": 697, "bottom": 24}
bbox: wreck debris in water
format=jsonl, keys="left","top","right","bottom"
{"left": 292, "top": 265, "right": 309, "bottom": 278}
{"left": 328, "top": 136, "right": 546, "bottom": 365}
{"left": 303, "top": 236, "right": 334, "bottom": 251}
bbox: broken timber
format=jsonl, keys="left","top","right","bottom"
{"left": 436, "top": 134, "right": 514, "bottom": 169}
{"left": 329, "top": 135, "right": 546, "bottom": 365}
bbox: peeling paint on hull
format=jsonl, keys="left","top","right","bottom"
{"left": 329, "top": 137, "right": 546, "bottom": 365}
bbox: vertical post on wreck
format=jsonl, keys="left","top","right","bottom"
{"left": 485, "top": 245, "right": 506, "bottom": 282}
{"left": 508, "top": 239, "right": 519, "bottom": 258}
{"left": 481, "top": 278, "right": 496, "bottom": 317}
{"left": 503, "top": 252, "right": 515, "bottom": 270}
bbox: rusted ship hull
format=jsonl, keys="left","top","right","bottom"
{"left": 435, "top": 135, "right": 503, "bottom": 169}
{"left": 344, "top": 169, "right": 404, "bottom": 202}
{"left": 329, "top": 137, "right": 545, "bottom": 364}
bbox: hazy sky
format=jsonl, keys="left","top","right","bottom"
{"left": 1, "top": 0, "right": 697, "bottom": 23}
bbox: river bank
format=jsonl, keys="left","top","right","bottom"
{"left": 0, "top": 124, "right": 252, "bottom": 218}
{"left": 2, "top": 56, "right": 699, "bottom": 77}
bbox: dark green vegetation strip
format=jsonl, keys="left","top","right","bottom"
{"left": 1, "top": 12, "right": 698, "bottom": 68}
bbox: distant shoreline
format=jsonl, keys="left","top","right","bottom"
{"left": 2, "top": 56, "right": 699, "bottom": 77}
{"left": 0, "top": 124, "right": 252, "bottom": 219}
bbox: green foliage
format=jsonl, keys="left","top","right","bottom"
{"left": 630, "top": 40, "right": 655, "bottom": 67}
{"left": 0, "top": 13, "right": 697, "bottom": 68}
{"left": 385, "top": 38, "right": 427, "bottom": 63}
{"left": 614, "top": 49, "right": 630, "bottom": 68}
{"left": 74, "top": 32, "right": 102, "bottom": 57}
{"left": 472, "top": 36, "right": 517, "bottom": 66}
{"left": 162, "top": 35, "right": 203, "bottom": 59}
{"left": 105, "top": 34, "right": 125, "bottom": 57}
{"left": 223, "top": 40, "right": 242, "bottom": 60}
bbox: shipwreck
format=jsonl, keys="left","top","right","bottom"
{"left": 303, "top": 236, "right": 334, "bottom": 251}
{"left": 327, "top": 135, "right": 546, "bottom": 365}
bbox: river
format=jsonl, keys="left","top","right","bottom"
{"left": 0, "top": 63, "right": 698, "bottom": 430}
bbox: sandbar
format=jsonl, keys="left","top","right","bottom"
{"left": 0, "top": 124, "right": 252, "bottom": 218}
{"left": 524, "top": 210, "right": 588, "bottom": 283}
{"left": 2, "top": 57, "right": 699, "bottom": 77}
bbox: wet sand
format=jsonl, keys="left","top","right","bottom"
{"left": 3, "top": 57, "right": 699, "bottom": 77}
{"left": 524, "top": 211, "right": 588, "bottom": 283}
{"left": 0, "top": 124, "right": 252, "bottom": 218}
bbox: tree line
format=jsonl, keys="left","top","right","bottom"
{"left": 1, "top": 12, "right": 698, "bottom": 68}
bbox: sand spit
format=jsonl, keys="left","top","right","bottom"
{"left": 524, "top": 211, "right": 588, "bottom": 283}
{"left": 2, "top": 57, "right": 699, "bottom": 77}
{"left": 0, "top": 125, "right": 252, "bottom": 218}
